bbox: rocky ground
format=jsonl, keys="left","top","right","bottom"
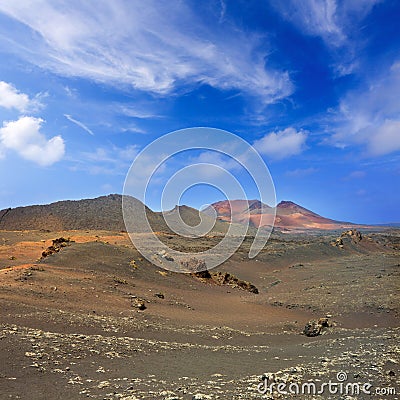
{"left": 0, "top": 229, "right": 399, "bottom": 399}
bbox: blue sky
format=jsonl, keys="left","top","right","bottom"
{"left": 0, "top": 0, "right": 399, "bottom": 224}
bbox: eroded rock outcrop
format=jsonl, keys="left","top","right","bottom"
{"left": 211, "top": 271, "right": 259, "bottom": 294}
{"left": 182, "top": 258, "right": 259, "bottom": 294}
{"left": 41, "top": 237, "right": 73, "bottom": 258}
{"left": 332, "top": 229, "right": 362, "bottom": 248}
{"left": 303, "top": 317, "right": 331, "bottom": 337}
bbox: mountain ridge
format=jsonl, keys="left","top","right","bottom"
{"left": 0, "top": 194, "right": 362, "bottom": 231}
{"left": 207, "top": 199, "right": 354, "bottom": 230}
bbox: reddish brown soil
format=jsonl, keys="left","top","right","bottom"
{"left": 0, "top": 229, "right": 398, "bottom": 399}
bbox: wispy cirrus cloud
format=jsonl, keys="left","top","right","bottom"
{"left": 286, "top": 167, "right": 318, "bottom": 177}
{"left": 271, "top": 0, "right": 379, "bottom": 46}
{"left": 116, "top": 105, "right": 162, "bottom": 120}
{"left": 271, "top": 0, "right": 345, "bottom": 46}
{"left": 192, "top": 151, "right": 241, "bottom": 172}
{"left": 64, "top": 114, "right": 94, "bottom": 136}
{"left": 345, "top": 170, "right": 366, "bottom": 180}
{"left": 120, "top": 124, "right": 147, "bottom": 135}
{"left": 0, "top": 1, "right": 293, "bottom": 104}
{"left": 270, "top": 0, "right": 380, "bottom": 75}
{"left": 82, "top": 145, "right": 139, "bottom": 164}
{"left": 71, "top": 144, "right": 140, "bottom": 175}
{"left": 330, "top": 61, "right": 400, "bottom": 156}
{"left": 366, "top": 119, "right": 400, "bottom": 157}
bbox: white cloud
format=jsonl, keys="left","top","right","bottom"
{"left": 254, "top": 127, "right": 307, "bottom": 159}
{"left": 270, "top": 0, "right": 379, "bottom": 76}
{"left": 117, "top": 105, "right": 161, "bottom": 120}
{"left": 346, "top": 170, "right": 366, "bottom": 179}
{"left": 219, "top": 0, "right": 227, "bottom": 23}
{"left": 64, "top": 114, "right": 94, "bottom": 135}
{"left": 64, "top": 86, "right": 78, "bottom": 98}
{"left": 368, "top": 119, "right": 400, "bottom": 156}
{"left": 120, "top": 124, "right": 147, "bottom": 135}
{"left": 271, "top": 0, "right": 344, "bottom": 46}
{"left": 286, "top": 167, "right": 318, "bottom": 177}
{"left": 74, "top": 144, "right": 140, "bottom": 175}
{"left": 271, "top": 0, "right": 378, "bottom": 47}
{"left": 0, "top": 1, "right": 292, "bottom": 103}
{"left": 0, "top": 81, "right": 31, "bottom": 112}
{"left": 193, "top": 151, "right": 241, "bottom": 174}
{"left": 82, "top": 144, "right": 139, "bottom": 164}
{"left": 118, "top": 145, "right": 140, "bottom": 161}
{"left": 331, "top": 61, "right": 400, "bottom": 156}
{"left": 0, "top": 81, "right": 46, "bottom": 112}
{"left": 0, "top": 116, "right": 65, "bottom": 166}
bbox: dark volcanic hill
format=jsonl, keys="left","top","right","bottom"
{"left": 0, "top": 194, "right": 167, "bottom": 232}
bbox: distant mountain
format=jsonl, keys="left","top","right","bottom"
{"left": 162, "top": 205, "right": 228, "bottom": 235}
{"left": 276, "top": 201, "right": 320, "bottom": 216}
{"left": 0, "top": 195, "right": 358, "bottom": 232}
{"left": 162, "top": 205, "right": 256, "bottom": 236}
{"left": 373, "top": 222, "right": 400, "bottom": 227}
{"left": 207, "top": 199, "right": 354, "bottom": 230}
{"left": 207, "top": 199, "right": 274, "bottom": 228}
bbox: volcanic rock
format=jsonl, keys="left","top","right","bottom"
{"left": 41, "top": 237, "right": 73, "bottom": 258}
{"left": 303, "top": 317, "right": 331, "bottom": 337}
